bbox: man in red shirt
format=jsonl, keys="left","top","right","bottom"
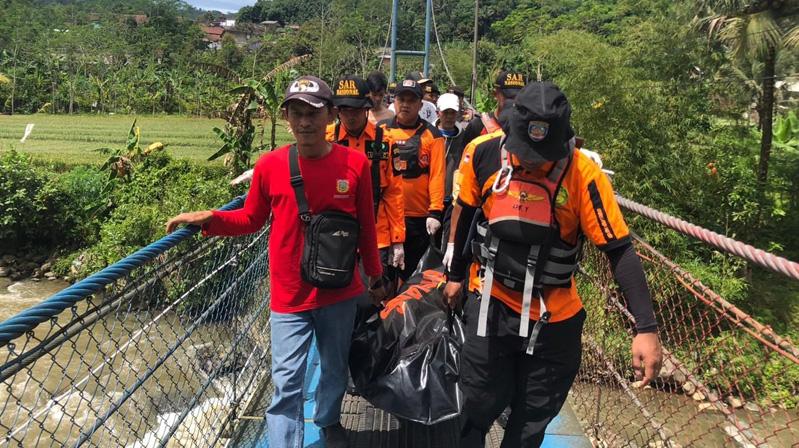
{"left": 166, "top": 75, "right": 382, "bottom": 448}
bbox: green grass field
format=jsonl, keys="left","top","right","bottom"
{"left": 0, "top": 114, "right": 293, "bottom": 166}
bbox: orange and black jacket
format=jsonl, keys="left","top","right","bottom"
{"left": 448, "top": 135, "right": 657, "bottom": 332}
{"left": 326, "top": 121, "right": 405, "bottom": 249}
{"left": 380, "top": 119, "right": 446, "bottom": 220}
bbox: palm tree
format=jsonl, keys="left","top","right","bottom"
{"left": 698, "top": 0, "right": 799, "bottom": 187}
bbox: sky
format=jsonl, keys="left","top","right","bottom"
{"left": 184, "top": 0, "right": 256, "bottom": 13}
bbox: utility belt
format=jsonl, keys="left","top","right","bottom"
{"left": 472, "top": 224, "right": 581, "bottom": 290}
{"left": 472, "top": 142, "right": 576, "bottom": 355}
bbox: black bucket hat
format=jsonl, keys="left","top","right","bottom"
{"left": 504, "top": 81, "right": 575, "bottom": 162}
{"left": 332, "top": 75, "right": 373, "bottom": 109}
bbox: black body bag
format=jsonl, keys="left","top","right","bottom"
{"left": 289, "top": 145, "right": 360, "bottom": 289}
{"left": 349, "top": 269, "right": 465, "bottom": 425}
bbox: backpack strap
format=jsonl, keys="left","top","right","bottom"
{"left": 371, "top": 125, "right": 384, "bottom": 217}
{"left": 480, "top": 112, "right": 500, "bottom": 133}
{"left": 288, "top": 145, "right": 312, "bottom": 223}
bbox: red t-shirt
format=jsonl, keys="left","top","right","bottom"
{"left": 203, "top": 143, "right": 382, "bottom": 313}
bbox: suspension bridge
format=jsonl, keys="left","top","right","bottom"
{"left": 0, "top": 191, "right": 797, "bottom": 448}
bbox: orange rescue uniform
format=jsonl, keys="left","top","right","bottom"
{"left": 380, "top": 120, "right": 446, "bottom": 219}
{"left": 456, "top": 136, "right": 631, "bottom": 323}
{"left": 326, "top": 121, "right": 405, "bottom": 248}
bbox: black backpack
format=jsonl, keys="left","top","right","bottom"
{"left": 289, "top": 145, "right": 360, "bottom": 289}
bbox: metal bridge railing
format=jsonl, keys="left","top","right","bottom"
{"left": 2, "top": 191, "right": 798, "bottom": 448}
{"left": 571, "top": 200, "right": 799, "bottom": 447}
{"left": 0, "top": 196, "right": 272, "bottom": 448}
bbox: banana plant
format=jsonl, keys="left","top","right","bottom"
{"left": 773, "top": 111, "right": 799, "bottom": 153}
{"left": 95, "top": 119, "right": 167, "bottom": 181}
{"left": 207, "top": 54, "right": 311, "bottom": 177}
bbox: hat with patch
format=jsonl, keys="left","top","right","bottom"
{"left": 495, "top": 70, "right": 528, "bottom": 98}
{"left": 281, "top": 75, "right": 333, "bottom": 108}
{"left": 504, "top": 81, "right": 574, "bottom": 162}
{"left": 423, "top": 83, "right": 440, "bottom": 95}
{"left": 394, "top": 78, "right": 423, "bottom": 99}
{"left": 332, "top": 75, "right": 373, "bottom": 109}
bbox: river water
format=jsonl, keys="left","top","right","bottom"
{"left": 0, "top": 278, "right": 242, "bottom": 447}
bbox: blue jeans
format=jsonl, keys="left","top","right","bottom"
{"left": 266, "top": 296, "right": 359, "bottom": 448}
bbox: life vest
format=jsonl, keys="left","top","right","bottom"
{"left": 480, "top": 113, "right": 501, "bottom": 135}
{"left": 334, "top": 122, "right": 386, "bottom": 216}
{"left": 472, "top": 143, "right": 579, "bottom": 355}
{"left": 389, "top": 120, "right": 429, "bottom": 179}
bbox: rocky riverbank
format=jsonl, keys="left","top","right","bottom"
{"left": 0, "top": 253, "right": 63, "bottom": 282}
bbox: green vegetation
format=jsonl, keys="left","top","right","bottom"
{"left": 0, "top": 114, "right": 294, "bottom": 165}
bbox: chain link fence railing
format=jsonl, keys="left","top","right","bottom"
{"left": 0, "top": 197, "right": 273, "bottom": 448}
{"left": 571, "top": 235, "right": 799, "bottom": 448}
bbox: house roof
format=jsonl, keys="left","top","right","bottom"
{"left": 200, "top": 26, "right": 225, "bottom": 42}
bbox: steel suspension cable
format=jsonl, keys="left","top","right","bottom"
{"left": 617, "top": 195, "right": 799, "bottom": 282}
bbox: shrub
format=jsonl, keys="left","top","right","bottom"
{"left": 0, "top": 150, "right": 69, "bottom": 250}
{"left": 70, "top": 152, "right": 233, "bottom": 278}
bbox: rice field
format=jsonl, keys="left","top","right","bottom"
{"left": 0, "top": 114, "right": 293, "bottom": 166}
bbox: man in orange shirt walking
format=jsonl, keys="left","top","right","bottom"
{"left": 443, "top": 81, "right": 662, "bottom": 447}
{"left": 380, "top": 78, "right": 445, "bottom": 280}
{"left": 327, "top": 75, "right": 406, "bottom": 275}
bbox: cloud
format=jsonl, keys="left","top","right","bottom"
{"left": 185, "top": 0, "right": 255, "bottom": 13}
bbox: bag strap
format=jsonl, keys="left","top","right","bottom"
{"left": 288, "top": 145, "right": 312, "bottom": 223}
{"left": 371, "top": 125, "right": 384, "bottom": 217}
{"left": 413, "top": 122, "right": 427, "bottom": 138}
{"left": 480, "top": 112, "right": 500, "bottom": 133}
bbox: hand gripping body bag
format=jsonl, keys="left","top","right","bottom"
{"left": 349, "top": 269, "right": 465, "bottom": 425}
{"left": 289, "top": 145, "right": 360, "bottom": 289}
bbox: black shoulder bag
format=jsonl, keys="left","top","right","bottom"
{"left": 289, "top": 145, "right": 360, "bottom": 289}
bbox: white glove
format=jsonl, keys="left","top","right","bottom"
{"left": 230, "top": 169, "right": 254, "bottom": 186}
{"left": 579, "top": 148, "right": 603, "bottom": 169}
{"left": 442, "top": 242, "right": 455, "bottom": 271}
{"left": 426, "top": 217, "right": 441, "bottom": 235}
{"left": 390, "top": 243, "right": 405, "bottom": 270}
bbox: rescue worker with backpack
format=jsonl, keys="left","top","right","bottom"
{"left": 381, "top": 78, "right": 446, "bottom": 280}
{"left": 461, "top": 70, "right": 527, "bottom": 147}
{"left": 442, "top": 81, "right": 663, "bottom": 447}
{"left": 326, "top": 75, "right": 406, "bottom": 280}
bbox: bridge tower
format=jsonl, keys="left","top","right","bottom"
{"left": 389, "top": 0, "right": 433, "bottom": 82}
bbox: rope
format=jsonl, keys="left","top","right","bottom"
{"left": 617, "top": 195, "right": 799, "bottom": 282}
{"left": 377, "top": 14, "right": 391, "bottom": 71}
{"left": 430, "top": 0, "right": 476, "bottom": 110}
{"left": 0, "top": 196, "right": 247, "bottom": 346}
{"left": 429, "top": 1, "right": 457, "bottom": 88}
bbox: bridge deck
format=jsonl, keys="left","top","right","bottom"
{"left": 242, "top": 344, "right": 590, "bottom": 447}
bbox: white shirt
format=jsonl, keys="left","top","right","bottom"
{"left": 389, "top": 100, "right": 439, "bottom": 126}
